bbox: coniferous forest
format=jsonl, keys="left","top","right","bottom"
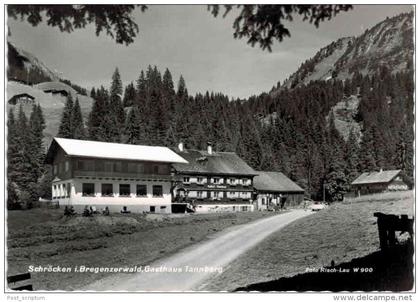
{"left": 7, "top": 64, "right": 414, "bottom": 208}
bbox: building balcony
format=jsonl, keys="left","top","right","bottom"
{"left": 73, "top": 170, "right": 173, "bottom": 181}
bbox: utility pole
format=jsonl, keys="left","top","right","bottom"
{"left": 323, "top": 182, "right": 326, "bottom": 203}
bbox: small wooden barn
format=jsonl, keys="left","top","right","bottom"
{"left": 351, "top": 169, "right": 408, "bottom": 196}
{"left": 8, "top": 93, "right": 35, "bottom": 105}
{"left": 253, "top": 171, "right": 304, "bottom": 210}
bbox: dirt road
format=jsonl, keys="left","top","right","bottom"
{"left": 84, "top": 209, "right": 313, "bottom": 292}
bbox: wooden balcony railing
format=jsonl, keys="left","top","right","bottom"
{"left": 74, "top": 170, "right": 172, "bottom": 180}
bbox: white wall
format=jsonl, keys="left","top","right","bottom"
{"left": 52, "top": 178, "right": 172, "bottom": 213}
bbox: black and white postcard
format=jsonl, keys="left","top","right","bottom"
{"left": 2, "top": 2, "right": 416, "bottom": 300}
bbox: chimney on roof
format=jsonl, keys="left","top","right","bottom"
{"left": 207, "top": 142, "right": 213, "bottom": 155}
{"left": 178, "top": 142, "right": 184, "bottom": 152}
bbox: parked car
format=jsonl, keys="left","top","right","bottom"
{"left": 309, "top": 202, "right": 327, "bottom": 211}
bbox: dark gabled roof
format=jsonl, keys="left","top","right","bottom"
{"left": 253, "top": 171, "right": 304, "bottom": 193}
{"left": 172, "top": 149, "right": 257, "bottom": 176}
{"left": 35, "top": 81, "right": 77, "bottom": 96}
{"left": 8, "top": 93, "right": 35, "bottom": 104}
{"left": 351, "top": 169, "right": 401, "bottom": 185}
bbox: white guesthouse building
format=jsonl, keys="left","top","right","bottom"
{"left": 45, "top": 138, "right": 188, "bottom": 213}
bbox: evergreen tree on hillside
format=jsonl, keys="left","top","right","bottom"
{"left": 29, "top": 104, "right": 46, "bottom": 177}
{"left": 163, "top": 68, "right": 175, "bottom": 95}
{"left": 146, "top": 66, "right": 167, "bottom": 145}
{"left": 123, "top": 82, "right": 136, "bottom": 107}
{"left": 111, "top": 67, "right": 123, "bottom": 97}
{"left": 345, "top": 128, "right": 360, "bottom": 184}
{"left": 71, "top": 98, "right": 85, "bottom": 139}
{"left": 162, "top": 68, "right": 176, "bottom": 113}
{"left": 177, "top": 75, "right": 188, "bottom": 99}
{"left": 27, "top": 104, "right": 46, "bottom": 203}
{"left": 301, "top": 140, "right": 324, "bottom": 198}
{"left": 324, "top": 146, "right": 347, "bottom": 202}
{"left": 8, "top": 107, "right": 26, "bottom": 187}
{"left": 90, "top": 87, "right": 96, "bottom": 99}
{"left": 57, "top": 95, "right": 74, "bottom": 138}
{"left": 124, "top": 106, "right": 141, "bottom": 144}
{"left": 161, "top": 68, "right": 176, "bottom": 145}
{"left": 394, "top": 126, "right": 414, "bottom": 187}
{"left": 324, "top": 111, "right": 347, "bottom": 201}
{"left": 136, "top": 70, "right": 147, "bottom": 104}
{"left": 38, "top": 169, "right": 53, "bottom": 200}
{"left": 75, "top": 67, "right": 413, "bottom": 199}
{"left": 7, "top": 108, "right": 19, "bottom": 208}
{"left": 237, "top": 113, "right": 263, "bottom": 169}
{"left": 87, "top": 86, "right": 109, "bottom": 141}
{"left": 358, "top": 126, "right": 378, "bottom": 172}
{"left": 7, "top": 108, "right": 16, "bottom": 168}
{"left": 109, "top": 67, "right": 126, "bottom": 141}
{"left": 9, "top": 105, "right": 36, "bottom": 208}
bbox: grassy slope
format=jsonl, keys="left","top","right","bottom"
{"left": 7, "top": 81, "right": 93, "bottom": 143}
{"left": 6, "top": 210, "right": 275, "bottom": 290}
{"left": 204, "top": 191, "right": 414, "bottom": 291}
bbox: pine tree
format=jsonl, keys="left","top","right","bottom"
{"left": 87, "top": 86, "right": 108, "bottom": 141}
{"left": 161, "top": 68, "right": 176, "bottom": 145}
{"left": 109, "top": 67, "right": 126, "bottom": 141}
{"left": 123, "top": 82, "right": 136, "bottom": 107}
{"left": 345, "top": 127, "right": 360, "bottom": 184}
{"left": 90, "top": 87, "right": 96, "bottom": 99}
{"left": 11, "top": 105, "right": 35, "bottom": 208}
{"left": 358, "top": 126, "right": 378, "bottom": 172}
{"left": 29, "top": 104, "right": 46, "bottom": 178}
{"left": 324, "top": 149, "right": 348, "bottom": 202}
{"left": 124, "top": 106, "right": 141, "bottom": 144}
{"left": 38, "top": 169, "right": 53, "bottom": 200}
{"left": 136, "top": 70, "right": 147, "bottom": 104}
{"left": 111, "top": 67, "right": 123, "bottom": 98}
{"left": 58, "top": 94, "right": 74, "bottom": 138}
{"left": 71, "top": 98, "right": 85, "bottom": 139}
{"left": 162, "top": 68, "right": 175, "bottom": 95}
{"left": 7, "top": 108, "right": 16, "bottom": 170}
{"left": 26, "top": 104, "right": 46, "bottom": 203}
{"left": 7, "top": 108, "right": 19, "bottom": 208}
{"left": 177, "top": 75, "right": 188, "bottom": 99}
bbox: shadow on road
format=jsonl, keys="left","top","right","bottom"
{"left": 236, "top": 241, "right": 414, "bottom": 292}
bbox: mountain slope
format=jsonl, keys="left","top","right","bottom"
{"left": 7, "top": 81, "right": 93, "bottom": 145}
{"left": 276, "top": 12, "right": 413, "bottom": 92}
{"left": 327, "top": 95, "right": 362, "bottom": 142}
{"left": 7, "top": 42, "right": 87, "bottom": 95}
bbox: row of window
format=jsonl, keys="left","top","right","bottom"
{"left": 183, "top": 177, "right": 251, "bottom": 186}
{"left": 53, "top": 160, "right": 169, "bottom": 175}
{"left": 182, "top": 190, "right": 252, "bottom": 199}
{"left": 81, "top": 183, "right": 164, "bottom": 197}
{"left": 52, "top": 183, "right": 165, "bottom": 198}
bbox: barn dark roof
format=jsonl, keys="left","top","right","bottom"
{"left": 8, "top": 93, "right": 35, "bottom": 104}
{"left": 172, "top": 149, "right": 257, "bottom": 176}
{"left": 351, "top": 170, "right": 401, "bottom": 185}
{"left": 35, "top": 81, "right": 77, "bottom": 96}
{"left": 253, "top": 171, "right": 304, "bottom": 193}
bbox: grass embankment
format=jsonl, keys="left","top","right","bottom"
{"left": 7, "top": 209, "right": 275, "bottom": 290}
{"left": 204, "top": 191, "right": 414, "bottom": 291}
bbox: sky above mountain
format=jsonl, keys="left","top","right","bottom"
{"left": 8, "top": 5, "right": 413, "bottom": 99}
